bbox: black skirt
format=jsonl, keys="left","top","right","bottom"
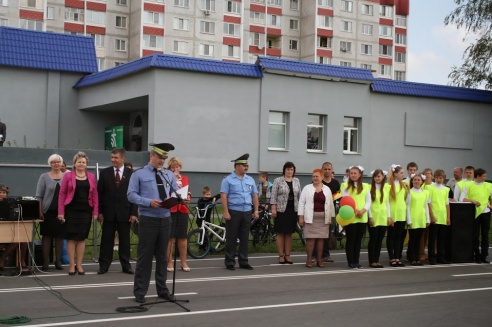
{"left": 274, "top": 200, "right": 297, "bottom": 234}
{"left": 63, "top": 208, "right": 92, "bottom": 241}
{"left": 40, "top": 210, "right": 63, "bottom": 237}
{"left": 170, "top": 212, "right": 189, "bottom": 238}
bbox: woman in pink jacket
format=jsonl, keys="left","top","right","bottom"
{"left": 58, "top": 152, "right": 98, "bottom": 275}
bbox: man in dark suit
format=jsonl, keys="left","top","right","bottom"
{"left": 0, "top": 118, "right": 6, "bottom": 146}
{"left": 97, "top": 148, "right": 137, "bottom": 274}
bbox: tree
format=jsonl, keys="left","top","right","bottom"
{"left": 445, "top": 0, "right": 492, "bottom": 89}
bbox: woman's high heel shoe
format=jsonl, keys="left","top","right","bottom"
{"left": 316, "top": 260, "right": 325, "bottom": 268}
{"left": 284, "top": 255, "right": 293, "bottom": 264}
{"left": 75, "top": 265, "right": 85, "bottom": 275}
{"left": 181, "top": 265, "right": 191, "bottom": 272}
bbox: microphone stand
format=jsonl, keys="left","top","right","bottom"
{"left": 141, "top": 170, "right": 190, "bottom": 312}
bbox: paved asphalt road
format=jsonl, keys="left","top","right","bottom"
{"left": 1, "top": 250, "right": 492, "bottom": 327}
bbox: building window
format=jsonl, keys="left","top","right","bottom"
{"left": 340, "top": 41, "right": 351, "bottom": 53}
{"left": 250, "top": 12, "right": 265, "bottom": 24}
{"left": 307, "top": 114, "right": 324, "bottom": 151}
{"left": 223, "top": 22, "right": 240, "bottom": 36}
{"left": 20, "top": 19, "right": 43, "bottom": 31}
{"left": 20, "top": 0, "right": 42, "bottom": 9}
{"left": 341, "top": 0, "right": 353, "bottom": 12}
{"left": 115, "top": 38, "right": 127, "bottom": 51}
{"left": 251, "top": 0, "right": 265, "bottom": 3}
{"left": 250, "top": 32, "right": 263, "bottom": 47}
{"left": 86, "top": 10, "right": 106, "bottom": 25}
{"left": 396, "top": 33, "right": 406, "bottom": 45}
{"left": 318, "top": 15, "right": 332, "bottom": 28}
{"left": 379, "top": 25, "right": 393, "bottom": 37}
{"left": 317, "top": 36, "right": 332, "bottom": 48}
{"left": 361, "top": 63, "right": 372, "bottom": 70}
{"left": 143, "top": 34, "right": 163, "bottom": 48}
{"left": 360, "top": 44, "right": 372, "bottom": 55}
{"left": 395, "top": 52, "right": 406, "bottom": 63}
{"left": 0, "top": 0, "right": 7, "bottom": 7}
{"left": 290, "top": 0, "right": 299, "bottom": 10}
{"left": 175, "top": 0, "right": 189, "bottom": 7}
{"left": 361, "top": 4, "right": 373, "bottom": 15}
{"left": 380, "top": 5, "right": 393, "bottom": 18}
{"left": 269, "top": 111, "right": 287, "bottom": 150}
{"left": 340, "top": 61, "right": 352, "bottom": 67}
{"left": 340, "top": 20, "right": 352, "bottom": 32}
{"left": 361, "top": 23, "right": 373, "bottom": 35}
{"left": 289, "top": 39, "right": 298, "bottom": 50}
{"left": 46, "top": 7, "right": 54, "bottom": 20}
{"left": 65, "top": 7, "right": 84, "bottom": 22}
{"left": 268, "top": 14, "right": 281, "bottom": 26}
{"left": 174, "top": 17, "right": 189, "bottom": 30}
{"left": 267, "top": 0, "right": 282, "bottom": 6}
{"left": 394, "top": 70, "right": 406, "bottom": 81}
{"left": 173, "top": 40, "right": 189, "bottom": 54}
{"left": 91, "top": 33, "right": 105, "bottom": 47}
{"left": 97, "top": 58, "right": 104, "bottom": 71}
{"left": 0, "top": 18, "right": 7, "bottom": 26}
{"left": 201, "top": 0, "right": 216, "bottom": 11}
{"left": 146, "top": 11, "right": 164, "bottom": 26}
{"left": 116, "top": 0, "right": 127, "bottom": 5}
{"left": 379, "top": 64, "right": 392, "bottom": 76}
{"left": 225, "top": 0, "right": 241, "bottom": 14}
{"left": 200, "top": 21, "right": 215, "bottom": 34}
{"left": 116, "top": 16, "right": 127, "bottom": 28}
{"left": 396, "top": 16, "right": 407, "bottom": 27}
{"left": 318, "top": 56, "right": 331, "bottom": 64}
{"left": 222, "top": 44, "right": 240, "bottom": 58}
{"left": 344, "top": 117, "right": 360, "bottom": 153}
{"left": 318, "top": 0, "right": 333, "bottom": 7}
{"left": 289, "top": 19, "right": 298, "bottom": 30}
{"left": 114, "top": 61, "right": 126, "bottom": 67}
{"left": 379, "top": 44, "right": 392, "bottom": 56}
{"left": 199, "top": 44, "right": 214, "bottom": 56}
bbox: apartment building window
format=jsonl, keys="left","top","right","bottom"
{"left": 251, "top": 0, "right": 265, "bottom": 3}
{"left": 115, "top": 38, "right": 127, "bottom": 51}
{"left": 223, "top": 23, "right": 240, "bottom": 36}
{"left": 201, "top": 0, "right": 216, "bottom": 11}
{"left": 340, "top": 20, "right": 353, "bottom": 32}
{"left": 199, "top": 44, "right": 214, "bottom": 56}
{"left": 97, "top": 58, "right": 104, "bottom": 71}
{"left": 86, "top": 10, "right": 106, "bottom": 25}
{"left": 20, "top": 19, "right": 43, "bottom": 31}
{"left": 317, "top": 36, "right": 332, "bottom": 48}
{"left": 396, "top": 33, "right": 406, "bottom": 45}
{"left": 114, "top": 61, "right": 126, "bottom": 67}
{"left": 250, "top": 32, "right": 263, "bottom": 47}
{"left": 380, "top": 5, "right": 393, "bottom": 18}
{"left": 361, "top": 23, "right": 373, "bottom": 35}
{"left": 361, "top": 4, "right": 373, "bottom": 15}
{"left": 344, "top": 117, "right": 360, "bottom": 154}
{"left": 144, "top": 35, "right": 163, "bottom": 48}
{"left": 91, "top": 33, "right": 105, "bottom": 47}
{"left": 225, "top": 0, "right": 241, "bottom": 14}
{"left": 379, "top": 64, "right": 392, "bottom": 76}
{"left": 289, "top": 39, "right": 298, "bottom": 50}
{"left": 20, "top": 0, "right": 42, "bottom": 9}
{"left": 289, "top": 19, "right": 298, "bottom": 30}
{"left": 290, "top": 0, "right": 299, "bottom": 10}
{"left": 341, "top": 1, "right": 353, "bottom": 12}
{"left": 318, "top": 0, "right": 333, "bottom": 7}
{"left": 174, "top": 0, "right": 189, "bottom": 7}
{"left": 173, "top": 40, "right": 189, "bottom": 54}
{"left": 251, "top": 12, "right": 265, "bottom": 24}
{"left": 146, "top": 12, "right": 164, "bottom": 26}
{"left": 394, "top": 70, "right": 406, "bottom": 81}
{"left": 340, "top": 41, "right": 351, "bottom": 53}
{"left": 268, "top": 0, "right": 282, "bottom": 6}
{"left": 174, "top": 17, "right": 189, "bottom": 30}
{"left": 116, "top": 16, "right": 127, "bottom": 28}
{"left": 65, "top": 7, "right": 84, "bottom": 22}
{"left": 116, "top": 0, "right": 127, "bottom": 5}
{"left": 47, "top": 7, "right": 54, "bottom": 20}
{"left": 361, "top": 63, "right": 372, "bottom": 70}
{"left": 379, "top": 44, "right": 392, "bottom": 56}
{"left": 319, "top": 56, "right": 331, "bottom": 64}
{"left": 0, "top": 0, "right": 7, "bottom": 7}
{"left": 395, "top": 52, "right": 406, "bottom": 63}
{"left": 0, "top": 18, "right": 7, "bottom": 26}
{"left": 396, "top": 16, "right": 407, "bottom": 27}
{"left": 340, "top": 61, "right": 352, "bottom": 67}
{"left": 318, "top": 15, "right": 332, "bottom": 28}
{"left": 268, "top": 14, "right": 281, "bottom": 26}
{"left": 222, "top": 44, "right": 240, "bottom": 58}
{"left": 360, "top": 44, "right": 372, "bottom": 55}
{"left": 307, "top": 114, "right": 325, "bottom": 151}
{"left": 269, "top": 111, "right": 287, "bottom": 150}
{"left": 379, "top": 25, "right": 392, "bottom": 37}
{"left": 200, "top": 21, "right": 215, "bottom": 34}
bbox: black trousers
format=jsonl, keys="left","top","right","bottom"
{"left": 387, "top": 221, "right": 406, "bottom": 260}
{"left": 368, "top": 226, "right": 387, "bottom": 264}
{"left": 408, "top": 228, "right": 424, "bottom": 262}
{"left": 473, "top": 212, "right": 491, "bottom": 260}
{"left": 345, "top": 223, "right": 367, "bottom": 265}
{"left": 428, "top": 223, "right": 448, "bottom": 261}
{"left": 133, "top": 216, "right": 170, "bottom": 298}
{"left": 224, "top": 210, "right": 251, "bottom": 266}
{"left": 99, "top": 221, "right": 132, "bottom": 271}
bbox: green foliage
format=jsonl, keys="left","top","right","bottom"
{"left": 445, "top": 0, "right": 492, "bottom": 89}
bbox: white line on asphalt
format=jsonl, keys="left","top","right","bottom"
{"left": 452, "top": 272, "right": 492, "bottom": 277}
{"left": 117, "top": 292, "right": 198, "bottom": 300}
{"left": 22, "top": 286, "right": 492, "bottom": 327}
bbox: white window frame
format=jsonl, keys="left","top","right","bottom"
{"left": 268, "top": 111, "right": 288, "bottom": 150}
{"left": 340, "top": 61, "right": 352, "bottom": 67}
{"left": 379, "top": 25, "right": 393, "bottom": 37}
{"left": 65, "top": 7, "right": 84, "bottom": 22}
{"left": 318, "top": 56, "right": 331, "bottom": 64}
{"left": 0, "top": 0, "right": 7, "bottom": 7}
{"left": 396, "top": 16, "right": 407, "bottom": 27}
{"left": 290, "top": 0, "right": 299, "bottom": 10}
{"left": 46, "top": 6, "right": 54, "bottom": 20}
{"left": 379, "top": 44, "right": 392, "bottom": 56}
{"left": 361, "top": 4, "right": 373, "bottom": 15}
{"left": 289, "top": 39, "right": 298, "bottom": 50}
{"left": 20, "top": 0, "right": 42, "bottom": 9}
{"left": 200, "top": 0, "right": 216, "bottom": 11}
{"left": 361, "top": 23, "right": 373, "bottom": 35}
{"left": 91, "top": 33, "right": 105, "bottom": 47}
{"left": 145, "top": 11, "right": 164, "bottom": 26}
{"left": 143, "top": 34, "right": 163, "bottom": 48}
{"left": 340, "top": 20, "right": 353, "bottom": 32}
{"left": 361, "top": 63, "right": 372, "bottom": 70}
{"left": 0, "top": 18, "right": 7, "bottom": 26}
{"left": 317, "top": 36, "right": 332, "bottom": 48}
{"left": 317, "top": 0, "right": 333, "bottom": 7}
{"left": 116, "top": 0, "right": 127, "bottom": 5}
{"left": 173, "top": 40, "right": 189, "bottom": 54}
{"left": 174, "top": 0, "right": 189, "bottom": 8}
{"left": 380, "top": 5, "right": 393, "bottom": 18}
{"left": 394, "top": 70, "right": 406, "bottom": 81}
{"left": 173, "top": 17, "right": 189, "bottom": 30}
{"left": 116, "top": 16, "right": 128, "bottom": 28}
{"left": 86, "top": 10, "right": 106, "bottom": 25}
{"left": 97, "top": 58, "right": 105, "bottom": 71}
{"left": 343, "top": 117, "right": 360, "bottom": 154}
{"left": 289, "top": 19, "right": 298, "bottom": 30}
{"left": 222, "top": 44, "right": 240, "bottom": 58}
{"left": 200, "top": 21, "right": 215, "bottom": 34}
{"left": 115, "top": 38, "right": 127, "bottom": 51}
{"left": 224, "top": 0, "right": 241, "bottom": 14}
{"left": 360, "top": 44, "right": 372, "bottom": 55}
{"left": 396, "top": 33, "right": 406, "bottom": 45}
{"left": 318, "top": 15, "right": 332, "bottom": 29}
{"left": 395, "top": 52, "right": 406, "bottom": 63}
{"left": 250, "top": 12, "right": 265, "bottom": 24}
{"left": 341, "top": 0, "right": 353, "bottom": 12}
{"left": 307, "top": 114, "right": 325, "bottom": 151}
{"left": 199, "top": 43, "right": 214, "bottom": 56}
{"left": 340, "top": 41, "right": 351, "bottom": 53}
{"left": 379, "top": 64, "right": 392, "bottom": 76}
{"left": 114, "top": 61, "right": 126, "bottom": 67}
{"left": 268, "top": 14, "right": 281, "bottom": 27}
{"left": 267, "top": 0, "right": 282, "bottom": 6}
{"left": 20, "top": 19, "right": 43, "bottom": 31}
{"left": 223, "top": 22, "right": 240, "bottom": 36}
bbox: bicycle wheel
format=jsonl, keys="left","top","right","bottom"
{"left": 187, "top": 229, "right": 211, "bottom": 259}
{"left": 295, "top": 223, "right": 306, "bottom": 246}
{"left": 257, "top": 219, "right": 272, "bottom": 246}
{"left": 209, "top": 224, "right": 226, "bottom": 253}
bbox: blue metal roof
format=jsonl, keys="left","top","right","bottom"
{"left": 371, "top": 79, "right": 492, "bottom": 104}
{"left": 0, "top": 26, "right": 97, "bottom": 74}
{"left": 75, "top": 54, "right": 263, "bottom": 88}
{"left": 257, "top": 57, "right": 374, "bottom": 82}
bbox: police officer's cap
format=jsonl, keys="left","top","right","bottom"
{"left": 232, "top": 153, "right": 249, "bottom": 165}
{"left": 150, "top": 143, "right": 175, "bottom": 159}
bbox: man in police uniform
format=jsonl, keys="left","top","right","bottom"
{"left": 220, "top": 154, "right": 259, "bottom": 270}
{"left": 127, "top": 143, "right": 178, "bottom": 303}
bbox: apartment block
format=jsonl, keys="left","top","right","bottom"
{"left": 0, "top": 0, "right": 409, "bottom": 79}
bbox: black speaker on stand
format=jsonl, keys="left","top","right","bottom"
{"left": 446, "top": 203, "right": 475, "bottom": 263}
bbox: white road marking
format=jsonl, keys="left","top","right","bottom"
{"left": 452, "top": 272, "right": 492, "bottom": 277}
{"left": 117, "top": 292, "right": 198, "bottom": 300}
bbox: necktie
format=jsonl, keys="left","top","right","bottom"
{"left": 115, "top": 169, "right": 121, "bottom": 188}
{"left": 154, "top": 168, "right": 167, "bottom": 201}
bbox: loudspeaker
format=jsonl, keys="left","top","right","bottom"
{"left": 446, "top": 203, "right": 475, "bottom": 263}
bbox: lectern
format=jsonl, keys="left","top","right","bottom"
{"left": 446, "top": 202, "right": 475, "bottom": 263}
